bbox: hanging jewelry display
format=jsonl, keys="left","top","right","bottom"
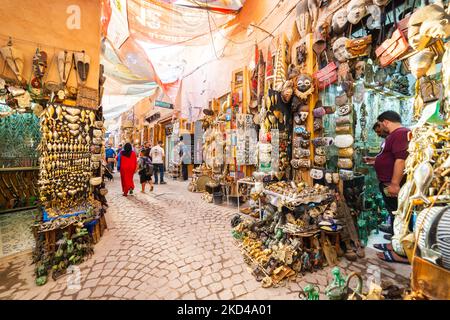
{"left": 38, "top": 104, "right": 93, "bottom": 217}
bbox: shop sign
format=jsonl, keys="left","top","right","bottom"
{"left": 155, "top": 100, "right": 174, "bottom": 109}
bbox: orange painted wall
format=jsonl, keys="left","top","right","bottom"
{"left": 0, "top": 0, "right": 101, "bottom": 89}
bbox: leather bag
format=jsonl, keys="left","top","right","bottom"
{"left": 315, "top": 155, "right": 327, "bottom": 167}
{"left": 346, "top": 35, "right": 372, "bottom": 58}
{"left": 335, "top": 134, "right": 354, "bottom": 148}
{"left": 337, "top": 104, "right": 352, "bottom": 116}
{"left": 375, "top": 0, "right": 410, "bottom": 67}
{"left": 293, "top": 147, "right": 310, "bottom": 159}
{"left": 338, "top": 147, "right": 354, "bottom": 158}
{"left": 310, "top": 168, "right": 324, "bottom": 180}
{"left": 336, "top": 115, "right": 351, "bottom": 125}
{"left": 336, "top": 125, "right": 351, "bottom": 134}
{"left": 338, "top": 158, "right": 353, "bottom": 169}
{"left": 313, "top": 59, "right": 338, "bottom": 90}
{"left": 420, "top": 76, "right": 443, "bottom": 103}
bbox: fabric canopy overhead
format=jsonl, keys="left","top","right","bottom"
{"left": 126, "top": 0, "right": 236, "bottom": 46}
{"left": 168, "top": 0, "right": 245, "bottom": 14}
{"left": 101, "top": 0, "right": 241, "bottom": 120}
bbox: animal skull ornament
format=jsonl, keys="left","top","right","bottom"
{"left": 332, "top": 8, "right": 348, "bottom": 35}
{"left": 333, "top": 37, "right": 351, "bottom": 63}
{"left": 347, "top": 0, "right": 367, "bottom": 25}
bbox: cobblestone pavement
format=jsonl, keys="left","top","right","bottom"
{"left": 0, "top": 174, "right": 411, "bottom": 300}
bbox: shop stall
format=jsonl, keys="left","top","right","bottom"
{"left": 189, "top": 0, "right": 450, "bottom": 298}
{"left": 0, "top": 36, "right": 107, "bottom": 284}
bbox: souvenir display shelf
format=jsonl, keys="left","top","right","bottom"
{"left": 236, "top": 178, "right": 263, "bottom": 220}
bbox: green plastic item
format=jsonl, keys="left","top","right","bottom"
{"left": 325, "top": 267, "right": 363, "bottom": 300}
{"left": 35, "top": 276, "right": 47, "bottom": 286}
{"left": 357, "top": 218, "right": 369, "bottom": 247}
{"left": 299, "top": 284, "right": 320, "bottom": 300}
{"left": 275, "top": 228, "right": 283, "bottom": 240}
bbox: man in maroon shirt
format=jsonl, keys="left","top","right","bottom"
{"left": 367, "top": 111, "right": 410, "bottom": 264}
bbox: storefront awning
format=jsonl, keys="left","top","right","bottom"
{"left": 146, "top": 112, "right": 161, "bottom": 124}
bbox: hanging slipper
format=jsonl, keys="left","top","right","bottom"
{"left": 377, "top": 250, "right": 410, "bottom": 265}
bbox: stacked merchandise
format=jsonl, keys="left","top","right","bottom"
{"left": 0, "top": 39, "right": 107, "bottom": 285}
{"left": 232, "top": 181, "right": 364, "bottom": 287}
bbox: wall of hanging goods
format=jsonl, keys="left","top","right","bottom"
{"left": 0, "top": 0, "right": 106, "bottom": 285}
{"left": 188, "top": 0, "right": 450, "bottom": 297}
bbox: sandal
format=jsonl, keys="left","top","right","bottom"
{"left": 345, "top": 250, "right": 358, "bottom": 262}
{"left": 377, "top": 250, "right": 410, "bottom": 265}
{"left": 383, "top": 285, "right": 404, "bottom": 299}
{"left": 373, "top": 243, "right": 393, "bottom": 251}
{"left": 355, "top": 246, "right": 365, "bottom": 258}
{"left": 262, "top": 276, "right": 273, "bottom": 288}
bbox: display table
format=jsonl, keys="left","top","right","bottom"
{"left": 236, "top": 178, "right": 263, "bottom": 219}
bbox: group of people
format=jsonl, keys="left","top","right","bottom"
{"left": 105, "top": 141, "right": 166, "bottom": 197}
{"left": 106, "top": 113, "right": 408, "bottom": 263}
{"left": 364, "top": 110, "right": 410, "bottom": 264}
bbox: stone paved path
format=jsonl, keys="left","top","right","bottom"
{"left": 0, "top": 174, "right": 411, "bottom": 300}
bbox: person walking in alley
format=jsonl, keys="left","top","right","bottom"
{"left": 150, "top": 141, "right": 166, "bottom": 184}
{"left": 138, "top": 150, "right": 154, "bottom": 193}
{"left": 119, "top": 143, "right": 137, "bottom": 196}
{"left": 141, "top": 141, "right": 152, "bottom": 157}
{"left": 105, "top": 145, "right": 117, "bottom": 173}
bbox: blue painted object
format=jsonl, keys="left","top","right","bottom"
{"left": 84, "top": 219, "right": 98, "bottom": 234}
{"left": 42, "top": 209, "right": 86, "bottom": 222}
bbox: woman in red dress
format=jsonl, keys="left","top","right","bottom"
{"left": 119, "top": 143, "right": 137, "bottom": 196}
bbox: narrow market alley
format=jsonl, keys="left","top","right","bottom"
{"left": 0, "top": 175, "right": 410, "bottom": 300}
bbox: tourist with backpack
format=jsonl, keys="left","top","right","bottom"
{"left": 138, "top": 150, "right": 154, "bottom": 193}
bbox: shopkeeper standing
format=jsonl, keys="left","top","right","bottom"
{"left": 371, "top": 111, "right": 410, "bottom": 264}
